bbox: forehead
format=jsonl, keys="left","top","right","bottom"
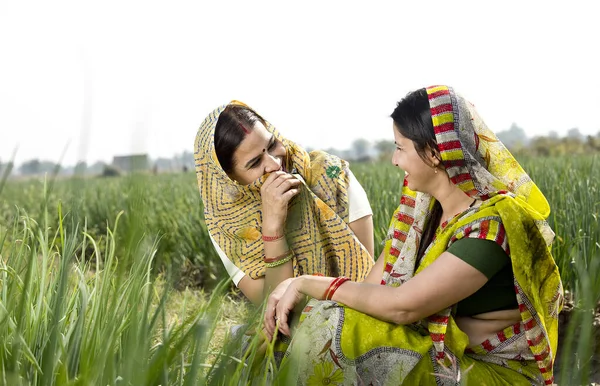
{"left": 392, "top": 124, "right": 408, "bottom": 142}
{"left": 234, "top": 122, "right": 272, "bottom": 160}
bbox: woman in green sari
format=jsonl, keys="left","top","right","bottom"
{"left": 264, "top": 86, "right": 563, "bottom": 385}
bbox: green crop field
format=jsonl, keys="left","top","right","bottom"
{"left": 0, "top": 155, "right": 598, "bottom": 385}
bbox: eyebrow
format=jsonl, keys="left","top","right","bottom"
{"left": 244, "top": 135, "right": 275, "bottom": 169}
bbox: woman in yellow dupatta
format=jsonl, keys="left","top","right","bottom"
{"left": 194, "top": 101, "right": 374, "bottom": 305}
{"left": 265, "top": 86, "right": 563, "bottom": 385}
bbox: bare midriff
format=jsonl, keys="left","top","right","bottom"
{"left": 455, "top": 308, "right": 521, "bottom": 348}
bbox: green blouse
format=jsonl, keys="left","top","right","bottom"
{"left": 447, "top": 238, "right": 518, "bottom": 317}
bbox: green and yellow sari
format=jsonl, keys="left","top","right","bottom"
{"left": 278, "top": 86, "right": 563, "bottom": 385}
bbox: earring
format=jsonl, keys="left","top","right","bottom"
{"left": 434, "top": 169, "right": 438, "bottom": 174}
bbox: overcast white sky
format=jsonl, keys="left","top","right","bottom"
{"left": 1, "top": 1, "right": 598, "bottom": 166}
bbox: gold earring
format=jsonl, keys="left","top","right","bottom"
{"left": 434, "top": 169, "right": 438, "bottom": 174}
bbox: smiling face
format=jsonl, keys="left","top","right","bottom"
{"left": 392, "top": 123, "right": 441, "bottom": 193}
{"left": 228, "top": 121, "right": 287, "bottom": 185}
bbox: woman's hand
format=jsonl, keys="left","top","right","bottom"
{"left": 263, "top": 277, "right": 305, "bottom": 339}
{"left": 261, "top": 171, "right": 302, "bottom": 233}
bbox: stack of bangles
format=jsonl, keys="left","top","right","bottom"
{"left": 323, "top": 276, "right": 350, "bottom": 300}
{"left": 264, "top": 250, "right": 294, "bottom": 268}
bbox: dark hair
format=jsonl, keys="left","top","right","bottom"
{"left": 390, "top": 88, "right": 442, "bottom": 265}
{"left": 214, "top": 105, "right": 267, "bottom": 174}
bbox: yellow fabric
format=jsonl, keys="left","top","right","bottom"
{"left": 194, "top": 101, "right": 373, "bottom": 281}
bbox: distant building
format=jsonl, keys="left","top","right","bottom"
{"left": 112, "top": 154, "right": 149, "bottom": 173}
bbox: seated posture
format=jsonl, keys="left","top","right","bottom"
{"left": 194, "top": 101, "right": 375, "bottom": 305}
{"left": 265, "top": 86, "right": 563, "bottom": 385}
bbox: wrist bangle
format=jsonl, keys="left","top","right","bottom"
{"left": 323, "top": 276, "right": 350, "bottom": 300}
{"left": 265, "top": 253, "right": 293, "bottom": 268}
{"left": 262, "top": 234, "right": 284, "bottom": 242}
{"left": 264, "top": 250, "right": 292, "bottom": 263}
{"left": 264, "top": 250, "right": 294, "bottom": 268}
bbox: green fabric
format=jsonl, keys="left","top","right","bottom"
{"left": 447, "top": 238, "right": 518, "bottom": 316}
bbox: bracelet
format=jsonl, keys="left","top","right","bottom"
{"left": 323, "top": 276, "right": 350, "bottom": 300}
{"left": 262, "top": 234, "right": 284, "bottom": 242}
{"left": 265, "top": 253, "right": 293, "bottom": 268}
{"left": 264, "top": 250, "right": 294, "bottom": 268}
{"left": 312, "top": 273, "right": 324, "bottom": 276}
{"left": 264, "top": 250, "right": 292, "bottom": 263}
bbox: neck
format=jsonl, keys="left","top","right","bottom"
{"left": 430, "top": 179, "right": 474, "bottom": 222}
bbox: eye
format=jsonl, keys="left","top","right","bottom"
{"left": 268, "top": 138, "right": 278, "bottom": 151}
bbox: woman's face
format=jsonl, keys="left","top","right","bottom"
{"left": 391, "top": 124, "right": 439, "bottom": 193}
{"left": 229, "top": 121, "right": 287, "bottom": 185}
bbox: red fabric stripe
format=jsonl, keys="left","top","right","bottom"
{"left": 398, "top": 232, "right": 407, "bottom": 242}
{"left": 482, "top": 340, "right": 494, "bottom": 352}
{"left": 513, "top": 323, "right": 521, "bottom": 335}
{"left": 389, "top": 247, "right": 400, "bottom": 257}
{"left": 437, "top": 140, "right": 462, "bottom": 152}
{"left": 496, "top": 224, "right": 506, "bottom": 248}
{"left": 534, "top": 350, "right": 550, "bottom": 362}
{"left": 397, "top": 213, "right": 414, "bottom": 224}
{"left": 544, "top": 379, "right": 554, "bottom": 385}
{"left": 451, "top": 172, "right": 472, "bottom": 185}
{"left": 498, "top": 330, "right": 507, "bottom": 342}
{"left": 519, "top": 303, "right": 527, "bottom": 312}
{"left": 430, "top": 333, "right": 445, "bottom": 342}
{"left": 528, "top": 333, "right": 545, "bottom": 347}
{"left": 430, "top": 103, "right": 453, "bottom": 116}
{"left": 400, "top": 195, "right": 416, "bottom": 208}
{"left": 442, "top": 159, "right": 466, "bottom": 169}
{"left": 525, "top": 319, "right": 536, "bottom": 330}
{"left": 479, "top": 220, "right": 490, "bottom": 239}
{"left": 434, "top": 122, "right": 454, "bottom": 134}
{"left": 384, "top": 263, "right": 393, "bottom": 273}
{"left": 514, "top": 285, "right": 520, "bottom": 294}
{"left": 380, "top": 279, "right": 386, "bottom": 285}
{"left": 428, "top": 89, "right": 450, "bottom": 100}
{"left": 428, "top": 315, "right": 449, "bottom": 324}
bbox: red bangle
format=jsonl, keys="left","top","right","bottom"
{"left": 262, "top": 234, "right": 284, "bottom": 242}
{"left": 323, "top": 276, "right": 350, "bottom": 300}
{"left": 264, "top": 250, "right": 292, "bottom": 263}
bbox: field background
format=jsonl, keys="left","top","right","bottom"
{"left": 0, "top": 155, "right": 598, "bottom": 384}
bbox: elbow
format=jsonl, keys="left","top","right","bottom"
{"left": 390, "top": 309, "right": 420, "bottom": 325}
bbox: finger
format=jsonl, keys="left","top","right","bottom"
{"left": 262, "top": 171, "right": 286, "bottom": 191}
{"left": 281, "top": 188, "right": 300, "bottom": 203}
{"left": 276, "top": 304, "right": 292, "bottom": 337}
{"left": 276, "top": 177, "right": 302, "bottom": 193}
{"left": 271, "top": 173, "right": 296, "bottom": 189}
{"left": 261, "top": 327, "right": 272, "bottom": 343}
{"left": 264, "top": 307, "right": 276, "bottom": 338}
